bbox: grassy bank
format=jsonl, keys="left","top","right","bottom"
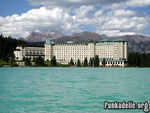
{"left": 44, "top": 61, "right": 69, "bottom": 67}
{"left": 0, "top": 60, "right": 11, "bottom": 67}
{"left": 0, "top": 60, "right": 69, "bottom": 67}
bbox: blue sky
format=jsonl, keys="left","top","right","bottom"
{"left": 134, "top": 6, "right": 150, "bottom": 16}
{"left": 0, "top": 0, "right": 38, "bottom": 17}
{"left": 0, "top": 0, "right": 150, "bottom": 38}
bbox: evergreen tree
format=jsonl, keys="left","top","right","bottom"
{"left": 92, "top": 58, "right": 95, "bottom": 67}
{"left": 89, "top": 58, "right": 92, "bottom": 67}
{"left": 94, "top": 55, "right": 99, "bottom": 67}
{"left": 69, "top": 58, "right": 74, "bottom": 66}
{"left": 0, "top": 34, "right": 3, "bottom": 38}
{"left": 89, "top": 57, "right": 94, "bottom": 67}
{"left": 10, "top": 53, "right": 15, "bottom": 67}
{"left": 51, "top": 56, "right": 57, "bottom": 66}
{"left": 135, "top": 53, "right": 140, "bottom": 67}
{"left": 77, "top": 59, "right": 81, "bottom": 67}
{"left": 0, "top": 34, "right": 27, "bottom": 60}
{"left": 34, "top": 56, "right": 45, "bottom": 66}
{"left": 83, "top": 57, "right": 88, "bottom": 67}
{"left": 24, "top": 58, "right": 32, "bottom": 66}
{"left": 102, "top": 58, "right": 106, "bottom": 67}
{"left": 127, "top": 52, "right": 150, "bottom": 67}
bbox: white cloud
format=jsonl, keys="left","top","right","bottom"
{"left": 126, "top": 0, "right": 150, "bottom": 8}
{"left": 27, "top": 0, "right": 150, "bottom": 10}
{"left": 95, "top": 9, "right": 150, "bottom": 36}
{"left": 0, "top": 7, "right": 77, "bottom": 37}
{"left": 101, "top": 0, "right": 150, "bottom": 11}
{"left": 97, "top": 30, "right": 137, "bottom": 36}
{"left": 27, "top": 0, "right": 125, "bottom": 7}
{"left": 0, "top": 4, "right": 150, "bottom": 38}
{"left": 73, "top": 6, "right": 94, "bottom": 18}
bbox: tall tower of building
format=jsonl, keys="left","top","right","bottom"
{"left": 45, "top": 40, "right": 53, "bottom": 61}
{"left": 113, "top": 38, "right": 128, "bottom": 59}
{"left": 124, "top": 41, "right": 128, "bottom": 59}
{"left": 88, "top": 43, "right": 95, "bottom": 60}
{"left": 14, "top": 46, "right": 23, "bottom": 60}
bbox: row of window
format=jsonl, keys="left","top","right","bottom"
{"left": 104, "top": 61, "right": 123, "bottom": 64}
{"left": 26, "top": 51, "right": 44, "bottom": 54}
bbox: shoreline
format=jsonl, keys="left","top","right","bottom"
{"left": 1, "top": 66, "right": 150, "bottom": 68}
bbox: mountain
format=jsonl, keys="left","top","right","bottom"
{"left": 72, "top": 31, "right": 107, "bottom": 40}
{"left": 53, "top": 31, "right": 108, "bottom": 43}
{"left": 26, "top": 30, "right": 63, "bottom": 42}
{"left": 25, "top": 30, "right": 150, "bottom": 53}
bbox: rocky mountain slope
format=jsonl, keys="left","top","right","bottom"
{"left": 25, "top": 30, "right": 150, "bottom": 53}
{"left": 53, "top": 31, "right": 108, "bottom": 43}
{"left": 26, "top": 30, "right": 63, "bottom": 42}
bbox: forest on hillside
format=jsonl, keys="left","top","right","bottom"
{"left": 128, "top": 52, "right": 150, "bottom": 67}
{"left": 0, "top": 34, "right": 27, "bottom": 61}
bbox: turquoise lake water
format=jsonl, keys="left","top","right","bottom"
{"left": 0, "top": 68, "right": 150, "bottom": 113}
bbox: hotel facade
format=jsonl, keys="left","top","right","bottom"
{"left": 14, "top": 38, "right": 128, "bottom": 67}
{"left": 14, "top": 46, "right": 45, "bottom": 61}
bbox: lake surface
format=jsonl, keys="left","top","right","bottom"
{"left": 0, "top": 68, "right": 150, "bottom": 113}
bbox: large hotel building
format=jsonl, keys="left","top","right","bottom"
{"left": 14, "top": 38, "right": 128, "bottom": 67}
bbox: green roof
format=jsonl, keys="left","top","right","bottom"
{"left": 100, "top": 39, "right": 112, "bottom": 42}
{"left": 114, "top": 38, "right": 128, "bottom": 42}
{"left": 98, "top": 38, "right": 128, "bottom": 43}
{"left": 45, "top": 40, "right": 54, "bottom": 44}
